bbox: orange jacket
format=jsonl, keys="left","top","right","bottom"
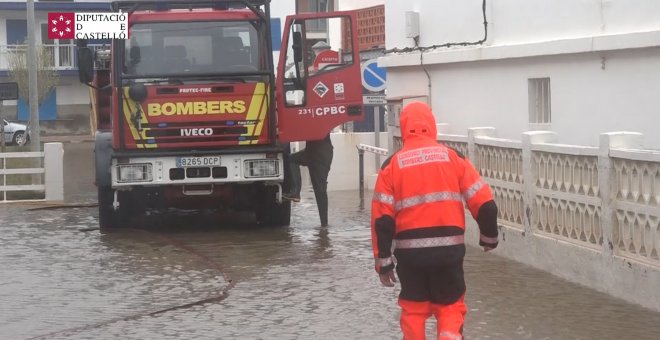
{"left": 371, "top": 102, "right": 498, "bottom": 269}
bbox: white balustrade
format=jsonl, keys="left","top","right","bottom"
{"left": 611, "top": 148, "right": 660, "bottom": 265}
{"left": 473, "top": 136, "right": 525, "bottom": 229}
{"left": 532, "top": 146, "right": 602, "bottom": 247}
{"left": 436, "top": 128, "right": 659, "bottom": 269}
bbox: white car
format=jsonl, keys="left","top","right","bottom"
{"left": 2, "top": 119, "right": 30, "bottom": 146}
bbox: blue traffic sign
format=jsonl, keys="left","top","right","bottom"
{"left": 361, "top": 59, "right": 386, "bottom": 92}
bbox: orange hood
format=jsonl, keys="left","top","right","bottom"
{"left": 400, "top": 101, "right": 437, "bottom": 144}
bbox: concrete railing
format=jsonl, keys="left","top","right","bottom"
{"left": 435, "top": 128, "right": 660, "bottom": 312}
{"left": 0, "top": 143, "right": 64, "bottom": 202}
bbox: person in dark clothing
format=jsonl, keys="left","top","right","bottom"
{"left": 283, "top": 134, "right": 334, "bottom": 226}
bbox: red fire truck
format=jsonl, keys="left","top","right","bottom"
{"left": 76, "top": 0, "right": 364, "bottom": 229}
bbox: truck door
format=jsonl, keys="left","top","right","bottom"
{"left": 276, "top": 11, "right": 363, "bottom": 142}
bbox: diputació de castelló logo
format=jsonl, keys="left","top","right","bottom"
{"left": 48, "top": 12, "right": 129, "bottom": 40}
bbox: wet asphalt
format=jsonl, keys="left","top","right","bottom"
{"left": 1, "top": 142, "right": 659, "bottom": 340}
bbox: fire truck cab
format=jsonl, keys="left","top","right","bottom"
{"left": 76, "top": 0, "right": 364, "bottom": 229}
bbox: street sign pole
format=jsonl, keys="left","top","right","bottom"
{"left": 374, "top": 106, "right": 381, "bottom": 169}
{"left": 361, "top": 58, "right": 387, "bottom": 170}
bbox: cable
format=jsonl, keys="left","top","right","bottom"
{"left": 27, "top": 228, "right": 236, "bottom": 340}
{"left": 414, "top": 36, "right": 433, "bottom": 108}
{"left": 384, "top": 0, "right": 488, "bottom": 54}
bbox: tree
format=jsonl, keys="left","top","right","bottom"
{"left": 6, "top": 41, "right": 59, "bottom": 131}
{"left": 4, "top": 42, "right": 59, "bottom": 188}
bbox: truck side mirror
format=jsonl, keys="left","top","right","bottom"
{"left": 292, "top": 31, "right": 303, "bottom": 63}
{"left": 77, "top": 47, "right": 94, "bottom": 84}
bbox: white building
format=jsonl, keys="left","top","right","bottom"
{"left": 381, "top": 0, "right": 660, "bottom": 148}
{"left": 0, "top": 0, "right": 112, "bottom": 134}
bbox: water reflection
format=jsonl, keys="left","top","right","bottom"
{"left": 2, "top": 171, "right": 660, "bottom": 339}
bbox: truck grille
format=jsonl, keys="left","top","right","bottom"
{"left": 169, "top": 166, "right": 228, "bottom": 180}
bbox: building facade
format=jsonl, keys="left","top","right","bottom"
{"left": 0, "top": 0, "right": 112, "bottom": 135}
{"left": 381, "top": 0, "right": 660, "bottom": 148}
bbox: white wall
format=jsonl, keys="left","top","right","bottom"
{"left": 56, "top": 80, "right": 90, "bottom": 106}
{"left": 385, "top": 0, "right": 660, "bottom": 49}
{"left": 392, "top": 48, "right": 660, "bottom": 147}
{"left": 381, "top": 0, "right": 660, "bottom": 148}
{"left": 299, "top": 132, "right": 387, "bottom": 192}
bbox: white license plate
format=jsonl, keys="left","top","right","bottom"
{"left": 176, "top": 156, "right": 220, "bottom": 167}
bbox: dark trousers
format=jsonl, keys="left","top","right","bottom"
{"left": 289, "top": 149, "right": 331, "bottom": 226}
{"left": 396, "top": 260, "right": 466, "bottom": 305}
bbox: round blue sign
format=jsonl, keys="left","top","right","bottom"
{"left": 361, "top": 59, "right": 386, "bottom": 92}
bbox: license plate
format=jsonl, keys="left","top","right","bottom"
{"left": 176, "top": 156, "right": 220, "bottom": 167}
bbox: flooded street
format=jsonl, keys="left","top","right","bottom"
{"left": 1, "top": 142, "right": 659, "bottom": 339}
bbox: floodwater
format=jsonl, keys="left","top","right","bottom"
{"left": 1, "top": 142, "right": 659, "bottom": 339}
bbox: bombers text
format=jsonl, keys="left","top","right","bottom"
{"left": 147, "top": 101, "right": 247, "bottom": 116}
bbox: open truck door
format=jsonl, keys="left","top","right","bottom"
{"left": 276, "top": 11, "right": 363, "bottom": 142}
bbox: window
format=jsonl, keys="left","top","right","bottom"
{"left": 40, "top": 23, "right": 72, "bottom": 68}
{"left": 528, "top": 77, "right": 551, "bottom": 124}
{"left": 308, "top": 0, "right": 332, "bottom": 31}
{"left": 297, "top": 0, "right": 333, "bottom": 13}
{"left": 310, "top": 0, "right": 331, "bottom": 12}
{"left": 282, "top": 16, "right": 353, "bottom": 107}
{"left": 124, "top": 21, "right": 265, "bottom": 76}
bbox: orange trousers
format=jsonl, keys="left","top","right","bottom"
{"left": 399, "top": 295, "right": 466, "bottom": 340}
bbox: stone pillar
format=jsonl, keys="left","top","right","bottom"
{"left": 598, "top": 132, "right": 644, "bottom": 257}
{"left": 44, "top": 143, "right": 64, "bottom": 202}
{"left": 467, "top": 127, "right": 496, "bottom": 161}
{"left": 521, "top": 132, "right": 558, "bottom": 235}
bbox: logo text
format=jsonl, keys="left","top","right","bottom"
{"left": 147, "top": 101, "right": 246, "bottom": 116}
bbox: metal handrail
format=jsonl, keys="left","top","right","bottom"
{"left": 356, "top": 144, "right": 388, "bottom": 203}
{"left": 0, "top": 150, "right": 45, "bottom": 202}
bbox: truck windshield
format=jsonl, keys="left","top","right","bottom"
{"left": 124, "top": 21, "right": 264, "bottom": 76}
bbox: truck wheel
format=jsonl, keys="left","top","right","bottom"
{"left": 256, "top": 187, "right": 291, "bottom": 227}
{"left": 97, "top": 187, "right": 135, "bottom": 230}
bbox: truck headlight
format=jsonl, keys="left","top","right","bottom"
{"left": 117, "top": 163, "right": 153, "bottom": 183}
{"left": 244, "top": 159, "right": 279, "bottom": 178}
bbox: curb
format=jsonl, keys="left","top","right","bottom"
{"left": 41, "top": 135, "right": 95, "bottom": 144}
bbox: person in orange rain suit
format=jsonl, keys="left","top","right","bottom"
{"left": 371, "top": 101, "right": 499, "bottom": 340}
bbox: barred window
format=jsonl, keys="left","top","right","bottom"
{"left": 528, "top": 77, "right": 551, "bottom": 124}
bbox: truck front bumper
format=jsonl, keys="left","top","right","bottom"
{"left": 110, "top": 152, "right": 284, "bottom": 187}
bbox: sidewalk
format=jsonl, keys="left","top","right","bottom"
{"left": 42, "top": 134, "right": 94, "bottom": 144}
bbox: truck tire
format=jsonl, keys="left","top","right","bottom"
{"left": 257, "top": 186, "right": 291, "bottom": 227}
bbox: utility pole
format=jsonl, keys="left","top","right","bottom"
{"left": 27, "top": 0, "right": 41, "bottom": 151}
